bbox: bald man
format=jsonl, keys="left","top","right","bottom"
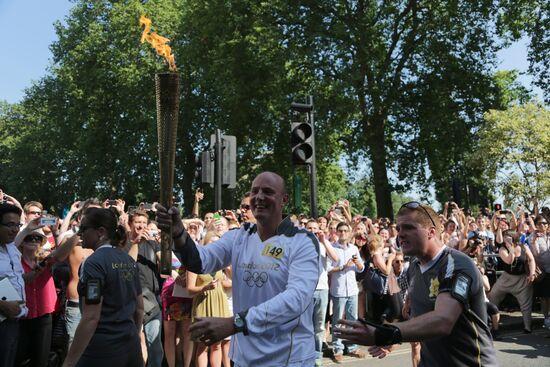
{"left": 156, "top": 172, "right": 321, "bottom": 367}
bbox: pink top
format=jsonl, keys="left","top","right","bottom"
{"left": 21, "top": 261, "right": 57, "bottom": 318}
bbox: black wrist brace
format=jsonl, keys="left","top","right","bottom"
{"left": 374, "top": 324, "right": 402, "bottom": 346}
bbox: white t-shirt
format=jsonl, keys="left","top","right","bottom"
{"left": 196, "top": 218, "right": 321, "bottom": 367}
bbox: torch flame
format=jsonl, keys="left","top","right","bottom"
{"left": 140, "top": 15, "right": 177, "bottom": 72}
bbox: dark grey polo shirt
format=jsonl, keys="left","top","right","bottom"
{"left": 78, "top": 246, "right": 141, "bottom": 356}
{"left": 407, "top": 247, "right": 498, "bottom": 367}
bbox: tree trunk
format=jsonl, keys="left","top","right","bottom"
{"left": 367, "top": 118, "right": 394, "bottom": 220}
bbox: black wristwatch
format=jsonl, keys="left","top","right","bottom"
{"left": 234, "top": 311, "right": 249, "bottom": 335}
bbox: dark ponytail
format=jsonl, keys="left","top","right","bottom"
{"left": 82, "top": 208, "right": 127, "bottom": 247}
{"left": 113, "top": 225, "right": 128, "bottom": 247}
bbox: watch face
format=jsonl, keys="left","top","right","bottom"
{"left": 234, "top": 315, "right": 244, "bottom": 328}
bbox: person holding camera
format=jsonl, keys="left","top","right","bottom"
{"left": 527, "top": 215, "right": 550, "bottom": 326}
{"left": 15, "top": 221, "right": 78, "bottom": 367}
{"left": 155, "top": 172, "right": 321, "bottom": 367}
{"left": 306, "top": 219, "right": 339, "bottom": 366}
{"left": 488, "top": 229, "right": 535, "bottom": 333}
{"left": 62, "top": 208, "right": 143, "bottom": 367}
{"left": 126, "top": 209, "right": 164, "bottom": 367}
{"left": 328, "top": 221, "right": 366, "bottom": 362}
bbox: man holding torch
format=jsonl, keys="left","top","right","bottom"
{"left": 156, "top": 172, "right": 321, "bottom": 366}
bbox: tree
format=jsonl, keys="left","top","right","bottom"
{"left": 496, "top": 0, "right": 550, "bottom": 102}
{"left": 474, "top": 102, "right": 550, "bottom": 208}
{"left": 281, "top": 0, "right": 505, "bottom": 218}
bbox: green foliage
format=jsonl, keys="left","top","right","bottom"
{"left": 496, "top": 0, "right": 550, "bottom": 102}
{"left": 1, "top": 0, "right": 540, "bottom": 217}
{"left": 474, "top": 102, "right": 550, "bottom": 207}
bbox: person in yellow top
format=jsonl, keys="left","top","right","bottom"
{"left": 187, "top": 231, "right": 230, "bottom": 367}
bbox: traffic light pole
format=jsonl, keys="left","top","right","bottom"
{"left": 306, "top": 96, "right": 318, "bottom": 219}
{"left": 215, "top": 129, "right": 223, "bottom": 211}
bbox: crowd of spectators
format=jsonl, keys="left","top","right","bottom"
{"left": 1, "top": 186, "right": 549, "bottom": 366}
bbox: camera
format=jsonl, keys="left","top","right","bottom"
{"left": 142, "top": 203, "right": 153, "bottom": 210}
{"left": 40, "top": 216, "right": 57, "bottom": 226}
{"left": 107, "top": 200, "right": 117, "bottom": 206}
{"left": 469, "top": 239, "right": 483, "bottom": 248}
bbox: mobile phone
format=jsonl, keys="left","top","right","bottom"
{"left": 142, "top": 203, "right": 153, "bottom": 210}
{"left": 107, "top": 200, "right": 117, "bottom": 206}
{"left": 494, "top": 203, "right": 502, "bottom": 212}
{"left": 524, "top": 212, "right": 529, "bottom": 219}
{"left": 500, "top": 209, "right": 509, "bottom": 214}
{"left": 40, "top": 217, "right": 57, "bottom": 226}
{"left": 85, "top": 279, "right": 102, "bottom": 304}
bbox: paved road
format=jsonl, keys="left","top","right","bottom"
{"left": 321, "top": 328, "right": 550, "bottom": 367}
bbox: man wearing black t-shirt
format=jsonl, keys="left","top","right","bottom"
{"left": 335, "top": 202, "right": 498, "bottom": 366}
{"left": 126, "top": 210, "right": 163, "bottom": 367}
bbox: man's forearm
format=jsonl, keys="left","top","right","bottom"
{"left": 172, "top": 230, "right": 203, "bottom": 273}
{"left": 394, "top": 293, "right": 461, "bottom": 343}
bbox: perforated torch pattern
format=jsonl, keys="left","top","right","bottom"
{"left": 156, "top": 72, "right": 179, "bottom": 275}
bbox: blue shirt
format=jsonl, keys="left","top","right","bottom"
{"left": 329, "top": 243, "right": 364, "bottom": 297}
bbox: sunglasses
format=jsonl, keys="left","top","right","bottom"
{"left": 27, "top": 211, "right": 42, "bottom": 216}
{"left": 0, "top": 222, "right": 22, "bottom": 230}
{"left": 240, "top": 204, "right": 251, "bottom": 210}
{"left": 77, "top": 225, "right": 94, "bottom": 235}
{"left": 400, "top": 201, "right": 436, "bottom": 228}
{"left": 24, "top": 235, "right": 43, "bottom": 243}
{"left": 394, "top": 260, "right": 404, "bottom": 263}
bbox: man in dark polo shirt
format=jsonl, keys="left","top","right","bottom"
{"left": 126, "top": 210, "right": 163, "bottom": 367}
{"left": 335, "top": 202, "right": 498, "bottom": 366}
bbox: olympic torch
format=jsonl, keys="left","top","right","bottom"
{"left": 156, "top": 73, "right": 179, "bottom": 275}
{"left": 140, "top": 16, "right": 179, "bottom": 275}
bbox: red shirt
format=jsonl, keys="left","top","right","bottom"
{"left": 21, "top": 260, "right": 57, "bottom": 318}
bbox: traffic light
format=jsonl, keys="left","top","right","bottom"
{"left": 291, "top": 117, "right": 314, "bottom": 165}
{"left": 195, "top": 151, "right": 214, "bottom": 185}
{"left": 209, "top": 134, "right": 237, "bottom": 189}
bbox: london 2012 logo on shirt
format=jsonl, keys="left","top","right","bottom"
{"left": 243, "top": 271, "right": 269, "bottom": 288}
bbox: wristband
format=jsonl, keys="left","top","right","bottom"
{"left": 172, "top": 228, "right": 185, "bottom": 240}
{"left": 374, "top": 324, "right": 402, "bottom": 346}
{"left": 359, "top": 318, "right": 402, "bottom": 346}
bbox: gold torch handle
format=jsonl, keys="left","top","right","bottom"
{"left": 156, "top": 72, "right": 179, "bottom": 275}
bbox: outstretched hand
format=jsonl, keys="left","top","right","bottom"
{"left": 155, "top": 203, "right": 184, "bottom": 238}
{"left": 333, "top": 318, "right": 375, "bottom": 346}
{"left": 189, "top": 317, "right": 235, "bottom": 345}
{"left": 368, "top": 345, "right": 395, "bottom": 359}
